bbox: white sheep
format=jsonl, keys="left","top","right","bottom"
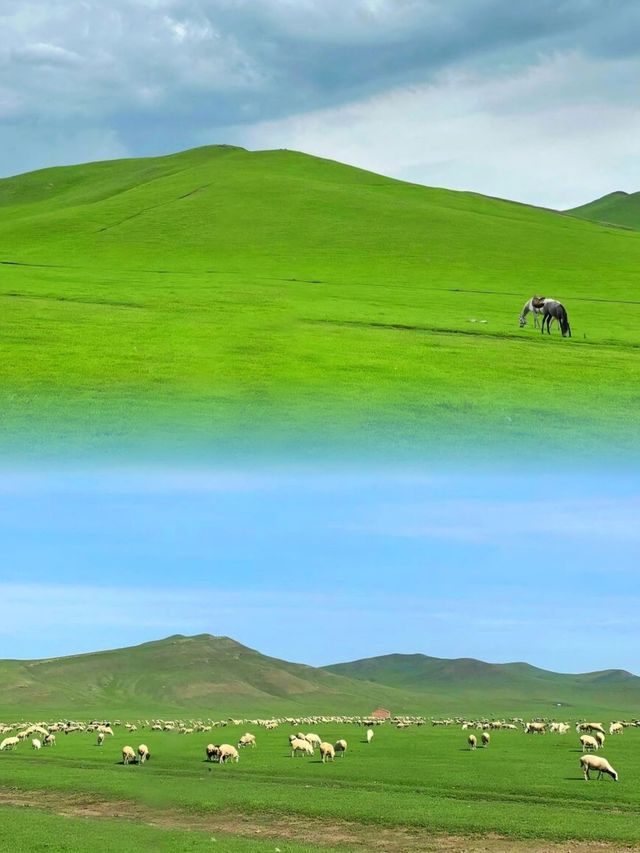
{"left": 290, "top": 737, "right": 314, "bottom": 757}
{"left": 44, "top": 734, "right": 56, "bottom": 747}
{"left": 97, "top": 732, "right": 105, "bottom": 746}
{"left": 31, "top": 738, "right": 42, "bottom": 750}
{"left": 334, "top": 739, "right": 347, "bottom": 757}
{"left": 366, "top": 728, "right": 374, "bottom": 744}
{"left": 594, "top": 731, "right": 605, "bottom": 748}
{"left": 237, "top": 733, "right": 256, "bottom": 748}
{"left": 481, "top": 732, "right": 490, "bottom": 747}
{"left": 468, "top": 734, "right": 477, "bottom": 750}
{"left": 305, "top": 733, "right": 321, "bottom": 747}
{"left": 0, "top": 737, "right": 19, "bottom": 751}
{"left": 609, "top": 723, "right": 623, "bottom": 735}
{"left": 206, "top": 744, "right": 220, "bottom": 762}
{"left": 138, "top": 744, "right": 150, "bottom": 764}
{"left": 319, "top": 742, "right": 335, "bottom": 763}
{"left": 218, "top": 744, "right": 239, "bottom": 764}
{"left": 122, "top": 745, "right": 136, "bottom": 765}
{"left": 580, "top": 735, "right": 599, "bottom": 752}
{"left": 580, "top": 755, "right": 618, "bottom": 781}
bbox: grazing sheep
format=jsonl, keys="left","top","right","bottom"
{"left": 334, "top": 739, "right": 347, "bottom": 757}
{"left": 580, "top": 755, "right": 618, "bottom": 781}
{"left": 218, "top": 744, "right": 239, "bottom": 764}
{"left": 138, "top": 744, "right": 150, "bottom": 764}
{"left": 290, "top": 737, "right": 314, "bottom": 758}
{"left": 44, "top": 734, "right": 56, "bottom": 747}
{"left": 594, "top": 731, "right": 605, "bottom": 748}
{"left": 580, "top": 735, "right": 599, "bottom": 752}
{"left": 319, "top": 742, "right": 335, "bottom": 763}
{"left": 237, "top": 733, "right": 256, "bottom": 748}
{"left": 97, "top": 732, "right": 105, "bottom": 746}
{"left": 577, "top": 722, "right": 605, "bottom": 735}
{"left": 525, "top": 722, "right": 546, "bottom": 734}
{"left": 366, "top": 728, "right": 374, "bottom": 744}
{"left": 468, "top": 734, "right": 477, "bottom": 750}
{"left": 31, "top": 738, "right": 42, "bottom": 750}
{"left": 305, "top": 733, "right": 322, "bottom": 747}
{"left": 122, "top": 746, "right": 136, "bottom": 765}
{"left": 481, "top": 732, "right": 490, "bottom": 747}
{"left": 609, "top": 723, "right": 624, "bottom": 735}
{"left": 206, "top": 744, "right": 220, "bottom": 762}
{"left": 0, "top": 737, "right": 19, "bottom": 751}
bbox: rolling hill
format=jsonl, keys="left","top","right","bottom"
{"left": 0, "top": 634, "right": 419, "bottom": 718}
{"left": 2, "top": 635, "right": 640, "bottom": 717}
{"left": 1, "top": 145, "right": 639, "bottom": 459}
{"left": 566, "top": 190, "right": 640, "bottom": 230}
{"left": 325, "top": 653, "right": 640, "bottom": 712}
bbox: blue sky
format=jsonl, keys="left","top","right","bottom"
{"left": 1, "top": 465, "right": 637, "bottom": 673}
{"left": 2, "top": 1, "right": 639, "bottom": 207}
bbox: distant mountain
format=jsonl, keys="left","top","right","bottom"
{"left": 0, "top": 634, "right": 417, "bottom": 717}
{"left": 565, "top": 191, "right": 640, "bottom": 230}
{"left": 325, "top": 653, "right": 640, "bottom": 711}
{"left": 2, "top": 635, "right": 640, "bottom": 717}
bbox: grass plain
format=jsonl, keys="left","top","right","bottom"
{"left": 1, "top": 721, "right": 639, "bottom": 851}
{"left": 1, "top": 146, "right": 639, "bottom": 459}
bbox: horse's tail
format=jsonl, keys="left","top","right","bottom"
{"left": 560, "top": 306, "right": 571, "bottom": 337}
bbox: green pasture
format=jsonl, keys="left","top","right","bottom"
{"left": 1, "top": 721, "right": 639, "bottom": 849}
{"left": 0, "top": 146, "right": 639, "bottom": 459}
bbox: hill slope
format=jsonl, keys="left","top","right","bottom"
{"left": 566, "top": 191, "right": 640, "bottom": 230}
{"left": 1, "top": 145, "right": 639, "bottom": 458}
{"left": 0, "top": 634, "right": 418, "bottom": 717}
{"left": 325, "top": 653, "right": 640, "bottom": 712}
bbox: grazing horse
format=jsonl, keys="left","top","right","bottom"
{"left": 541, "top": 300, "right": 571, "bottom": 337}
{"left": 519, "top": 296, "right": 555, "bottom": 329}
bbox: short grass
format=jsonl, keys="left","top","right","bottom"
{"left": 1, "top": 721, "right": 639, "bottom": 848}
{"left": 1, "top": 146, "right": 639, "bottom": 460}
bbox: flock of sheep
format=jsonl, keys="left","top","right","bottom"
{"left": 0, "top": 714, "right": 634, "bottom": 781}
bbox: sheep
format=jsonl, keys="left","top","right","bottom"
{"left": 580, "top": 735, "right": 599, "bottom": 752}
{"left": 594, "top": 731, "right": 605, "bottom": 748}
{"left": 137, "top": 744, "right": 150, "bottom": 764}
{"left": 334, "top": 739, "right": 347, "bottom": 757}
{"left": 237, "top": 733, "right": 256, "bottom": 749}
{"left": 31, "top": 738, "right": 42, "bottom": 750}
{"left": 44, "top": 734, "right": 56, "bottom": 747}
{"left": 468, "top": 734, "right": 477, "bottom": 750}
{"left": 366, "top": 728, "right": 374, "bottom": 744}
{"left": 206, "top": 744, "right": 220, "bottom": 762}
{"left": 580, "top": 755, "right": 618, "bottom": 782}
{"left": 218, "top": 744, "right": 239, "bottom": 764}
{"left": 0, "top": 737, "right": 19, "bottom": 751}
{"left": 305, "top": 733, "right": 322, "bottom": 747}
{"left": 122, "top": 746, "right": 136, "bottom": 765}
{"left": 577, "top": 722, "right": 605, "bottom": 735}
{"left": 524, "top": 722, "right": 546, "bottom": 734}
{"left": 319, "top": 742, "right": 335, "bottom": 763}
{"left": 97, "top": 732, "right": 105, "bottom": 746}
{"left": 609, "top": 722, "right": 624, "bottom": 735}
{"left": 481, "top": 732, "right": 490, "bottom": 747}
{"left": 290, "top": 737, "right": 314, "bottom": 758}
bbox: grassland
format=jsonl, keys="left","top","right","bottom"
{"left": 2, "top": 721, "right": 639, "bottom": 851}
{"left": 567, "top": 191, "right": 640, "bottom": 230}
{"left": 1, "top": 146, "right": 639, "bottom": 460}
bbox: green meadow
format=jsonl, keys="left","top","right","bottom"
{"left": 1, "top": 721, "right": 638, "bottom": 851}
{"left": 1, "top": 145, "right": 639, "bottom": 459}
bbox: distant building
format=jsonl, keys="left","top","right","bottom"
{"left": 371, "top": 708, "right": 391, "bottom": 720}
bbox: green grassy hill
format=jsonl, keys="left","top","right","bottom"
{"left": 2, "top": 635, "right": 640, "bottom": 718}
{"left": 325, "top": 653, "right": 640, "bottom": 713}
{"left": 566, "top": 190, "right": 640, "bottom": 230}
{"left": 1, "top": 145, "right": 639, "bottom": 458}
{"left": 0, "top": 634, "right": 418, "bottom": 718}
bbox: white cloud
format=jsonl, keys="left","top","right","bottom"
{"left": 220, "top": 50, "right": 640, "bottom": 208}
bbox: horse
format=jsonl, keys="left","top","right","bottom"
{"left": 519, "top": 296, "right": 555, "bottom": 329}
{"left": 541, "top": 300, "right": 571, "bottom": 337}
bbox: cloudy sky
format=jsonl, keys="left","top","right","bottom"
{"left": 1, "top": 0, "right": 639, "bottom": 208}
{"left": 1, "top": 465, "right": 638, "bottom": 673}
